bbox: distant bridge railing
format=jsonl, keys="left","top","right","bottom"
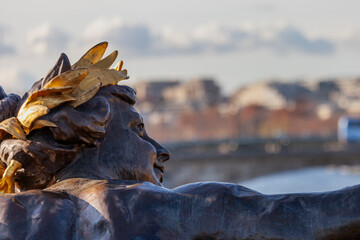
{"left": 163, "top": 137, "right": 360, "bottom": 188}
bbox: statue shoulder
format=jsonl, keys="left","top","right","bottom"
{"left": 0, "top": 189, "right": 75, "bottom": 239}
{"left": 172, "top": 181, "right": 262, "bottom": 197}
{"left": 50, "top": 179, "right": 262, "bottom": 201}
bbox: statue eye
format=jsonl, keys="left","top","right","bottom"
{"left": 137, "top": 123, "right": 145, "bottom": 137}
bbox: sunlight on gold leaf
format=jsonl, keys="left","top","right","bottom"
{"left": 0, "top": 164, "right": 5, "bottom": 177}
{"left": 93, "top": 51, "right": 118, "bottom": 70}
{"left": 0, "top": 117, "right": 26, "bottom": 140}
{"left": 29, "top": 120, "right": 57, "bottom": 134}
{"left": 88, "top": 68, "right": 128, "bottom": 87}
{"left": 43, "top": 68, "right": 88, "bottom": 90}
{"left": 23, "top": 94, "right": 75, "bottom": 110}
{"left": 27, "top": 86, "right": 73, "bottom": 101}
{"left": 17, "top": 105, "right": 50, "bottom": 129}
{"left": 69, "top": 81, "right": 101, "bottom": 108}
{"left": 115, "top": 61, "right": 123, "bottom": 71}
{"left": 121, "top": 69, "right": 128, "bottom": 77}
{"left": 72, "top": 42, "right": 108, "bottom": 69}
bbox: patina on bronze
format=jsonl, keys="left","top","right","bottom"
{"left": 0, "top": 43, "right": 358, "bottom": 239}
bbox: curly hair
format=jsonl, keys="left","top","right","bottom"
{"left": 0, "top": 84, "right": 136, "bottom": 191}
{"left": 0, "top": 43, "right": 135, "bottom": 191}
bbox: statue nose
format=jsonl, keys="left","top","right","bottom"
{"left": 143, "top": 134, "right": 171, "bottom": 163}
{"left": 157, "top": 147, "right": 170, "bottom": 163}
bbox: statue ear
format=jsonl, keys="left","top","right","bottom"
{"left": 41, "top": 53, "right": 71, "bottom": 88}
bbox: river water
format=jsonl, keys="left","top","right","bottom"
{"left": 239, "top": 165, "right": 360, "bottom": 194}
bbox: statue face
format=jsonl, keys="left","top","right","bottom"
{"left": 98, "top": 97, "right": 170, "bottom": 185}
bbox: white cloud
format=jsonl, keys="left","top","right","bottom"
{"left": 83, "top": 18, "right": 123, "bottom": 40}
{"left": 326, "top": 28, "right": 360, "bottom": 52}
{"left": 158, "top": 24, "right": 335, "bottom": 55}
{"left": 0, "top": 68, "right": 35, "bottom": 94}
{"left": 193, "top": 24, "right": 231, "bottom": 45}
{"left": 271, "top": 27, "right": 335, "bottom": 54}
{"left": 0, "top": 26, "right": 15, "bottom": 56}
{"left": 83, "top": 17, "right": 152, "bottom": 55}
{"left": 26, "top": 23, "right": 69, "bottom": 56}
{"left": 158, "top": 26, "right": 193, "bottom": 49}
{"left": 82, "top": 18, "right": 335, "bottom": 56}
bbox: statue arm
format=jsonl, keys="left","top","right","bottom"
{"left": 232, "top": 185, "right": 360, "bottom": 239}
{"left": 173, "top": 182, "right": 360, "bottom": 239}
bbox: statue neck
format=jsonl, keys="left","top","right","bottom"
{"left": 57, "top": 147, "right": 105, "bottom": 182}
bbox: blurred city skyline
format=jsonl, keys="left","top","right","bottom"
{"left": 1, "top": 0, "right": 360, "bottom": 95}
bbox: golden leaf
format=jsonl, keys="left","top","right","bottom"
{"left": 43, "top": 68, "right": 89, "bottom": 90}
{"left": 69, "top": 81, "right": 101, "bottom": 108}
{"left": 0, "top": 117, "right": 26, "bottom": 140}
{"left": 121, "top": 69, "right": 128, "bottom": 77}
{"left": 0, "top": 163, "right": 5, "bottom": 177}
{"left": 87, "top": 68, "right": 128, "bottom": 87}
{"left": 17, "top": 105, "right": 50, "bottom": 129}
{"left": 72, "top": 42, "right": 108, "bottom": 69}
{"left": 27, "top": 86, "right": 73, "bottom": 102}
{"left": 28, "top": 119, "right": 57, "bottom": 134}
{"left": 0, "top": 160, "right": 22, "bottom": 194}
{"left": 114, "top": 61, "right": 123, "bottom": 71}
{"left": 68, "top": 67, "right": 128, "bottom": 107}
{"left": 20, "top": 94, "right": 75, "bottom": 113}
{"left": 93, "top": 51, "right": 118, "bottom": 70}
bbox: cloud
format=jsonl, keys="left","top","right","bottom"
{"left": 0, "top": 26, "right": 15, "bottom": 55}
{"left": 0, "top": 68, "right": 35, "bottom": 94}
{"left": 271, "top": 27, "right": 335, "bottom": 54}
{"left": 158, "top": 24, "right": 335, "bottom": 55}
{"left": 82, "top": 18, "right": 335, "bottom": 56}
{"left": 329, "top": 28, "right": 360, "bottom": 52}
{"left": 83, "top": 18, "right": 152, "bottom": 55}
{"left": 26, "top": 23, "right": 69, "bottom": 55}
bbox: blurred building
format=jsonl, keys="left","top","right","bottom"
{"left": 329, "top": 77, "right": 360, "bottom": 114}
{"left": 163, "top": 78, "right": 221, "bottom": 110}
{"left": 134, "top": 80, "right": 179, "bottom": 110}
{"left": 133, "top": 76, "right": 360, "bottom": 143}
{"left": 134, "top": 78, "right": 221, "bottom": 111}
{"left": 230, "top": 81, "right": 316, "bottom": 110}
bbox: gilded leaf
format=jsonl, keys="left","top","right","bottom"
{"left": 121, "top": 69, "right": 128, "bottom": 77}
{"left": 72, "top": 42, "right": 108, "bottom": 69}
{"left": 93, "top": 51, "right": 118, "bottom": 70}
{"left": 27, "top": 86, "right": 73, "bottom": 102}
{"left": 0, "top": 163, "right": 5, "bottom": 177}
{"left": 20, "top": 94, "right": 75, "bottom": 114}
{"left": 43, "top": 68, "right": 88, "bottom": 90}
{"left": 68, "top": 67, "right": 127, "bottom": 106}
{"left": 83, "top": 68, "right": 128, "bottom": 88}
{"left": 0, "top": 117, "right": 26, "bottom": 140}
{"left": 69, "top": 81, "right": 101, "bottom": 108}
{"left": 17, "top": 105, "right": 50, "bottom": 129}
{"left": 29, "top": 119, "right": 57, "bottom": 134}
{"left": 114, "top": 61, "right": 123, "bottom": 71}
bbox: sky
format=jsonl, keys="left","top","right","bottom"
{"left": 1, "top": 0, "right": 360, "bottom": 95}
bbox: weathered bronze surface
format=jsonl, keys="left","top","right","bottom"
{"left": 0, "top": 43, "right": 359, "bottom": 239}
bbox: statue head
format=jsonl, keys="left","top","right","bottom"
{"left": 0, "top": 42, "right": 170, "bottom": 191}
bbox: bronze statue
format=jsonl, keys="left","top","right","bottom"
{"left": 0, "top": 42, "right": 358, "bottom": 239}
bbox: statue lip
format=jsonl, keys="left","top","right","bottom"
{"left": 154, "top": 162, "right": 164, "bottom": 173}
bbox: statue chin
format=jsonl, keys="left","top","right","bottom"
{"left": 0, "top": 42, "right": 358, "bottom": 239}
